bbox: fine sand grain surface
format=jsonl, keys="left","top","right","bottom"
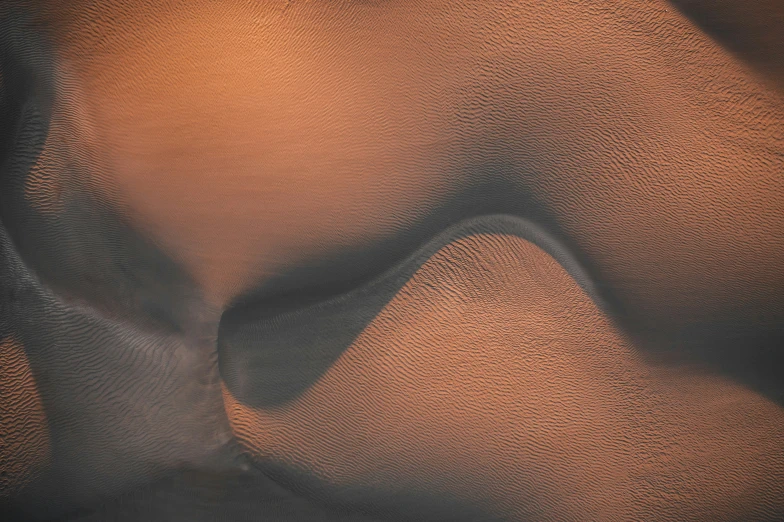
{"left": 0, "top": 338, "right": 49, "bottom": 500}
{"left": 224, "top": 221, "right": 784, "bottom": 521}
{"left": 2, "top": 0, "right": 784, "bottom": 520}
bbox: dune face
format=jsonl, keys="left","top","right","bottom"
{"left": 224, "top": 225, "right": 784, "bottom": 521}
{"left": 1, "top": 0, "right": 784, "bottom": 520}
{"left": 670, "top": 0, "right": 784, "bottom": 88}
{"left": 0, "top": 338, "right": 49, "bottom": 501}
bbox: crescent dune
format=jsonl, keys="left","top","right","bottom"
{"left": 2, "top": 1, "right": 784, "bottom": 520}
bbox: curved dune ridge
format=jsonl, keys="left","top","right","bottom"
{"left": 13, "top": 0, "right": 783, "bottom": 336}
{"left": 0, "top": 337, "right": 50, "bottom": 499}
{"left": 1, "top": 0, "right": 784, "bottom": 520}
{"left": 223, "top": 219, "right": 784, "bottom": 521}
{"left": 218, "top": 215, "right": 602, "bottom": 408}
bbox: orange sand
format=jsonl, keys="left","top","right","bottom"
{"left": 0, "top": 337, "right": 50, "bottom": 498}
{"left": 224, "top": 234, "right": 784, "bottom": 520}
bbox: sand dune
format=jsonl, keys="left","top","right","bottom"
{"left": 224, "top": 219, "right": 784, "bottom": 521}
{"left": 1, "top": 1, "right": 783, "bottom": 520}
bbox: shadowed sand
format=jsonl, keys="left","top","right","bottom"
{"left": 223, "top": 220, "right": 784, "bottom": 521}
{"left": 218, "top": 215, "right": 601, "bottom": 408}
{"left": 2, "top": 0, "right": 784, "bottom": 520}
{"left": 25, "top": 0, "right": 784, "bottom": 335}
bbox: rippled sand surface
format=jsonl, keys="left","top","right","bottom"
{"left": 2, "top": 1, "right": 783, "bottom": 520}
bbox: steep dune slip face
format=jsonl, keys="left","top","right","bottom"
{"left": 222, "top": 220, "right": 784, "bottom": 521}
{"left": 1, "top": 0, "right": 784, "bottom": 520}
